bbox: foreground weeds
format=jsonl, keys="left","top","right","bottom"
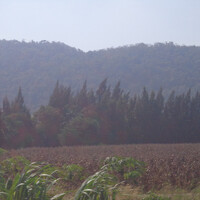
{"left": 0, "top": 161, "right": 65, "bottom": 200}
{"left": 0, "top": 144, "right": 200, "bottom": 199}
{"left": 0, "top": 156, "right": 145, "bottom": 200}
{"left": 3, "top": 144, "right": 200, "bottom": 191}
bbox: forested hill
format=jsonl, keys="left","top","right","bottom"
{"left": 0, "top": 40, "right": 200, "bottom": 111}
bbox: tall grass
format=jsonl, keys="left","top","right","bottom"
{"left": 0, "top": 162, "right": 65, "bottom": 200}
{"left": 0, "top": 156, "right": 144, "bottom": 200}
{"left": 74, "top": 156, "right": 144, "bottom": 200}
{"left": 74, "top": 168, "right": 118, "bottom": 200}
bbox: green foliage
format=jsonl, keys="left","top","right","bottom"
{"left": 103, "top": 156, "right": 145, "bottom": 183}
{"left": 0, "top": 156, "right": 145, "bottom": 200}
{"left": 142, "top": 193, "right": 171, "bottom": 200}
{"left": 61, "top": 114, "right": 100, "bottom": 145}
{"left": 74, "top": 156, "right": 144, "bottom": 200}
{"left": 2, "top": 87, "right": 35, "bottom": 148}
{"left": 74, "top": 167, "right": 118, "bottom": 200}
{"left": 3, "top": 58, "right": 200, "bottom": 148}
{"left": 0, "top": 148, "right": 7, "bottom": 155}
{"left": 1, "top": 156, "right": 30, "bottom": 178}
{"left": 31, "top": 78, "right": 200, "bottom": 147}
{"left": 33, "top": 106, "right": 63, "bottom": 146}
{"left": 0, "top": 168, "right": 5, "bottom": 193}
{"left": 61, "top": 164, "right": 84, "bottom": 182}
{"left": 49, "top": 81, "right": 71, "bottom": 109}
{"left": 4, "top": 114, "right": 24, "bottom": 135}
{"left": 0, "top": 162, "right": 65, "bottom": 200}
{"left": 11, "top": 87, "right": 30, "bottom": 115}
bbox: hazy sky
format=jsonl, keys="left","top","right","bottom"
{"left": 0, "top": 0, "right": 199, "bottom": 51}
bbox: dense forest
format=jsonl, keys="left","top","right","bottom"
{"left": 1, "top": 40, "right": 200, "bottom": 111}
{"left": 0, "top": 80, "right": 200, "bottom": 149}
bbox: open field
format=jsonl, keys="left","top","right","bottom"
{"left": 1, "top": 143, "right": 200, "bottom": 192}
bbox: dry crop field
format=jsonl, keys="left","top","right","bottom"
{"left": 1, "top": 143, "right": 200, "bottom": 191}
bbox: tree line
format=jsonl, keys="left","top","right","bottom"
{"left": 0, "top": 80, "right": 200, "bottom": 148}
{"left": 1, "top": 40, "right": 200, "bottom": 111}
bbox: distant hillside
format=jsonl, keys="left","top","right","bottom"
{"left": 0, "top": 40, "right": 200, "bottom": 111}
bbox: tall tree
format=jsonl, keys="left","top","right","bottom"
{"left": 0, "top": 109, "right": 5, "bottom": 147}
{"left": 11, "top": 87, "right": 29, "bottom": 115}
{"left": 96, "top": 78, "right": 108, "bottom": 104}
{"left": 76, "top": 80, "right": 89, "bottom": 109}
{"left": 49, "top": 81, "right": 71, "bottom": 109}
{"left": 3, "top": 96, "right": 10, "bottom": 115}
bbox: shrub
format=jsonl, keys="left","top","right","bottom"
{"left": 0, "top": 156, "right": 30, "bottom": 178}
{"left": 103, "top": 156, "right": 145, "bottom": 184}
{"left": 61, "top": 164, "right": 84, "bottom": 182}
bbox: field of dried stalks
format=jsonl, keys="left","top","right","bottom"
{"left": 1, "top": 143, "right": 200, "bottom": 191}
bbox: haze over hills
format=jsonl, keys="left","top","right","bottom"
{"left": 0, "top": 40, "right": 200, "bottom": 111}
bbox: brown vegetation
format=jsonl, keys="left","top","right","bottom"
{"left": 1, "top": 143, "right": 200, "bottom": 191}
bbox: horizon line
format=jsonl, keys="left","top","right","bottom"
{"left": 0, "top": 39, "right": 199, "bottom": 53}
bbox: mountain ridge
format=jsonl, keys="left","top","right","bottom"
{"left": 0, "top": 40, "right": 200, "bottom": 111}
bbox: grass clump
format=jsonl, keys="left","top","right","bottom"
{"left": 0, "top": 156, "right": 145, "bottom": 200}
{"left": 74, "top": 156, "right": 145, "bottom": 200}
{"left": 0, "top": 148, "right": 7, "bottom": 155}
{"left": 0, "top": 156, "right": 30, "bottom": 178}
{"left": 0, "top": 162, "right": 65, "bottom": 200}
{"left": 103, "top": 156, "right": 145, "bottom": 184}
{"left": 74, "top": 168, "right": 118, "bottom": 200}
{"left": 61, "top": 164, "right": 84, "bottom": 182}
